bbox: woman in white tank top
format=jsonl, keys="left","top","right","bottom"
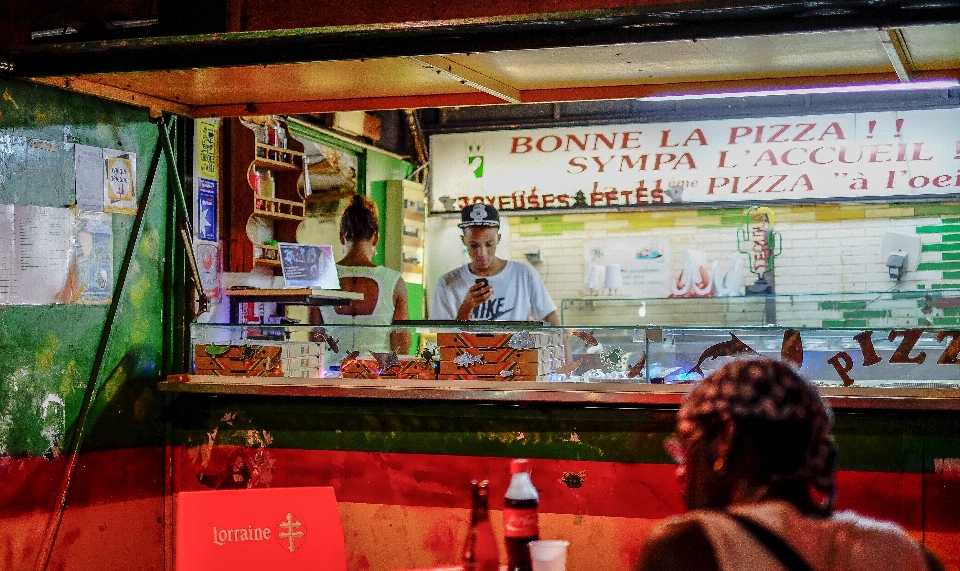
{"left": 310, "top": 194, "right": 410, "bottom": 355}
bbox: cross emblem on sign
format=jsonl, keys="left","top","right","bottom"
{"left": 277, "top": 512, "right": 305, "bottom": 553}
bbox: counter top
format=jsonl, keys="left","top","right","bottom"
{"left": 225, "top": 288, "right": 363, "bottom": 300}
{"left": 160, "top": 375, "right": 960, "bottom": 410}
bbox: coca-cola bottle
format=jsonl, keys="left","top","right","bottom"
{"left": 266, "top": 119, "right": 279, "bottom": 160}
{"left": 504, "top": 459, "right": 539, "bottom": 571}
{"left": 462, "top": 480, "right": 499, "bottom": 571}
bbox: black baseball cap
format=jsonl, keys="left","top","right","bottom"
{"left": 458, "top": 203, "right": 500, "bottom": 228}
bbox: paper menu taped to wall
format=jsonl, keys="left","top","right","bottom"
{"left": 0, "top": 205, "right": 78, "bottom": 305}
{"left": 75, "top": 144, "right": 104, "bottom": 212}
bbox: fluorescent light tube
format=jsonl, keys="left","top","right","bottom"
{"left": 643, "top": 80, "right": 960, "bottom": 102}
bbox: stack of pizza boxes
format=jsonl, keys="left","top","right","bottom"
{"left": 194, "top": 341, "right": 325, "bottom": 377}
{"left": 436, "top": 330, "right": 565, "bottom": 381}
{"left": 340, "top": 353, "right": 436, "bottom": 379}
{"left": 194, "top": 344, "right": 283, "bottom": 377}
{"left": 275, "top": 341, "right": 325, "bottom": 378}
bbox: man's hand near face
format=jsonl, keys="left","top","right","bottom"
{"left": 457, "top": 279, "right": 492, "bottom": 320}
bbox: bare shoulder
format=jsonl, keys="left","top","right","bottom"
{"left": 634, "top": 517, "right": 719, "bottom": 571}
{"left": 394, "top": 274, "right": 408, "bottom": 297}
{"left": 834, "top": 511, "right": 934, "bottom": 570}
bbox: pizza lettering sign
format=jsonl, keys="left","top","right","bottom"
{"left": 429, "top": 108, "right": 960, "bottom": 212}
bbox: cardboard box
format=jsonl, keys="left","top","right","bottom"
{"left": 436, "top": 331, "right": 563, "bottom": 350}
{"left": 437, "top": 373, "right": 539, "bottom": 381}
{"left": 194, "top": 344, "right": 283, "bottom": 376}
{"left": 283, "top": 355, "right": 322, "bottom": 369}
{"left": 439, "top": 359, "right": 540, "bottom": 376}
{"left": 435, "top": 330, "right": 566, "bottom": 381}
{"left": 340, "top": 356, "right": 436, "bottom": 380}
{"left": 285, "top": 367, "right": 321, "bottom": 379}
{"left": 339, "top": 359, "right": 380, "bottom": 378}
{"left": 279, "top": 341, "right": 324, "bottom": 358}
{"left": 438, "top": 346, "right": 539, "bottom": 363}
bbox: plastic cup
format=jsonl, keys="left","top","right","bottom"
{"left": 528, "top": 540, "right": 569, "bottom": 571}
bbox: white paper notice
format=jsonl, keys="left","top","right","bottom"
{"left": 583, "top": 235, "right": 671, "bottom": 298}
{"left": 75, "top": 144, "right": 105, "bottom": 212}
{"left": 0, "top": 206, "right": 15, "bottom": 300}
{"left": 0, "top": 205, "right": 78, "bottom": 305}
{"left": 77, "top": 211, "right": 113, "bottom": 304}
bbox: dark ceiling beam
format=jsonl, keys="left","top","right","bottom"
{"left": 3, "top": 2, "right": 960, "bottom": 78}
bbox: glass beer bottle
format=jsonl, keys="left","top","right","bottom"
{"left": 462, "top": 480, "right": 499, "bottom": 571}
{"left": 504, "top": 459, "right": 539, "bottom": 571}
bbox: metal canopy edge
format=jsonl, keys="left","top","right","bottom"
{"left": 5, "top": 5, "right": 960, "bottom": 77}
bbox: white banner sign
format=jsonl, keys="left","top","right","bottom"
{"left": 583, "top": 235, "right": 671, "bottom": 298}
{"left": 429, "top": 108, "right": 960, "bottom": 212}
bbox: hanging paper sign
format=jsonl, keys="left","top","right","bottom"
{"left": 196, "top": 242, "right": 221, "bottom": 300}
{"left": 197, "top": 178, "right": 218, "bottom": 242}
{"left": 103, "top": 149, "right": 137, "bottom": 214}
{"left": 583, "top": 235, "right": 670, "bottom": 298}
{"left": 429, "top": 108, "right": 960, "bottom": 213}
{"left": 196, "top": 118, "right": 219, "bottom": 180}
{"left": 194, "top": 119, "right": 221, "bottom": 242}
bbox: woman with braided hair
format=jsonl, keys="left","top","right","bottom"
{"left": 309, "top": 194, "right": 410, "bottom": 354}
{"left": 635, "top": 357, "right": 943, "bottom": 571}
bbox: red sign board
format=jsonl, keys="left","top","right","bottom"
{"left": 176, "top": 486, "right": 347, "bottom": 571}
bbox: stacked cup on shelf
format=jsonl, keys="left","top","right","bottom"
{"left": 584, "top": 264, "right": 623, "bottom": 296}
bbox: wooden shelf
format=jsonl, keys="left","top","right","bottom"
{"left": 254, "top": 244, "right": 281, "bottom": 267}
{"left": 403, "top": 210, "right": 425, "bottom": 223}
{"left": 225, "top": 287, "right": 363, "bottom": 322}
{"left": 226, "top": 288, "right": 363, "bottom": 300}
{"left": 402, "top": 263, "right": 423, "bottom": 275}
{"left": 254, "top": 195, "right": 305, "bottom": 220}
{"left": 227, "top": 118, "right": 307, "bottom": 273}
{"left": 254, "top": 143, "right": 304, "bottom": 171}
{"left": 385, "top": 180, "right": 426, "bottom": 289}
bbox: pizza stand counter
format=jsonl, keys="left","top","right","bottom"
{"left": 159, "top": 319, "right": 960, "bottom": 571}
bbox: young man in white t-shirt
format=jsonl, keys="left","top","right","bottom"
{"left": 432, "top": 203, "right": 560, "bottom": 324}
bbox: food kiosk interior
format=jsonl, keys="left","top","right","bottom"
{"left": 2, "top": 3, "right": 960, "bottom": 571}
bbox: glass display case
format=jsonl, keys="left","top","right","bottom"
{"left": 179, "top": 320, "right": 960, "bottom": 390}
{"left": 560, "top": 288, "right": 960, "bottom": 329}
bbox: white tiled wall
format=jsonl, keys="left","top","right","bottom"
{"left": 425, "top": 210, "right": 947, "bottom": 324}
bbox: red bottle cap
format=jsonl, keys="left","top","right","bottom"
{"left": 510, "top": 458, "right": 530, "bottom": 474}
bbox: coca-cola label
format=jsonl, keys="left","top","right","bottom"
{"left": 502, "top": 508, "right": 538, "bottom": 537}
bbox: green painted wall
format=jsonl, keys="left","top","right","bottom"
{"left": 367, "top": 152, "right": 423, "bottom": 323}
{"left": 0, "top": 78, "right": 173, "bottom": 570}
{"left": 0, "top": 79, "right": 172, "bottom": 456}
{"left": 367, "top": 151, "right": 416, "bottom": 265}
{"left": 169, "top": 394, "right": 960, "bottom": 474}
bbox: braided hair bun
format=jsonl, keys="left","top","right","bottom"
{"left": 680, "top": 357, "right": 838, "bottom": 516}
{"left": 340, "top": 194, "right": 379, "bottom": 242}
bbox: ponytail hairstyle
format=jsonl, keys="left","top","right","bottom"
{"left": 340, "top": 194, "right": 379, "bottom": 242}
{"left": 679, "top": 358, "right": 838, "bottom": 517}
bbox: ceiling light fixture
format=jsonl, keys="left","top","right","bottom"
{"left": 642, "top": 79, "right": 960, "bottom": 102}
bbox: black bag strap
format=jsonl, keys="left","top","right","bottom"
{"left": 726, "top": 512, "right": 815, "bottom": 571}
